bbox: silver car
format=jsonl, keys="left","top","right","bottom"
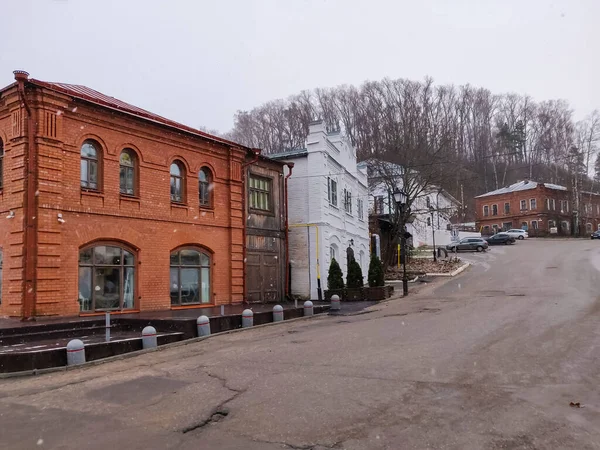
{"left": 505, "top": 229, "right": 529, "bottom": 240}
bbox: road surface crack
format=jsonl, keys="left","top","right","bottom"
{"left": 181, "top": 406, "right": 230, "bottom": 433}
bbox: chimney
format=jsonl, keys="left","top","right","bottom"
{"left": 13, "top": 70, "right": 29, "bottom": 82}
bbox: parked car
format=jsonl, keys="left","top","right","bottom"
{"left": 446, "top": 237, "right": 489, "bottom": 252}
{"left": 484, "top": 233, "right": 516, "bottom": 245}
{"left": 505, "top": 229, "right": 529, "bottom": 240}
{"left": 591, "top": 231, "right": 600, "bottom": 240}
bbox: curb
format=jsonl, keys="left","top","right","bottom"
{"left": 0, "top": 312, "right": 328, "bottom": 379}
{"left": 425, "top": 262, "right": 470, "bottom": 277}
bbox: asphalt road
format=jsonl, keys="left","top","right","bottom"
{"left": 1, "top": 239, "right": 599, "bottom": 449}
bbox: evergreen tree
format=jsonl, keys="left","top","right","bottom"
{"left": 368, "top": 254, "right": 385, "bottom": 287}
{"left": 327, "top": 258, "right": 344, "bottom": 290}
{"left": 346, "top": 259, "right": 364, "bottom": 288}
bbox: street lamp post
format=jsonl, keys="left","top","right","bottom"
{"left": 393, "top": 189, "right": 409, "bottom": 296}
{"left": 429, "top": 206, "right": 437, "bottom": 262}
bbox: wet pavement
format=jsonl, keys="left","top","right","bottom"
{"left": 1, "top": 239, "right": 598, "bottom": 449}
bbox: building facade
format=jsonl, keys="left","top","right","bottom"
{"left": 244, "top": 155, "right": 287, "bottom": 303}
{"left": 474, "top": 180, "right": 571, "bottom": 235}
{"left": 366, "top": 161, "right": 463, "bottom": 267}
{"left": 0, "top": 71, "right": 252, "bottom": 318}
{"left": 270, "top": 121, "right": 369, "bottom": 300}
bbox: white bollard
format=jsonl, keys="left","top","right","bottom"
{"left": 66, "top": 339, "right": 86, "bottom": 366}
{"left": 273, "top": 305, "right": 284, "bottom": 322}
{"left": 242, "top": 309, "right": 253, "bottom": 328}
{"left": 304, "top": 300, "right": 314, "bottom": 317}
{"left": 142, "top": 326, "right": 157, "bottom": 349}
{"left": 330, "top": 294, "right": 341, "bottom": 311}
{"left": 197, "top": 315, "right": 211, "bottom": 336}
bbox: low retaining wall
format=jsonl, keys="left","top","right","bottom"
{"left": 0, "top": 305, "right": 329, "bottom": 374}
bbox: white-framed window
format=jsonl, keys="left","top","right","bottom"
{"left": 344, "top": 189, "right": 352, "bottom": 214}
{"left": 327, "top": 177, "right": 338, "bottom": 207}
{"left": 561, "top": 221, "right": 570, "bottom": 231}
{"left": 548, "top": 220, "right": 556, "bottom": 228}
{"left": 520, "top": 199, "right": 527, "bottom": 210}
{"left": 586, "top": 223, "right": 593, "bottom": 232}
{"left": 330, "top": 244, "right": 338, "bottom": 261}
{"left": 531, "top": 220, "right": 538, "bottom": 230}
{"left": 483, "top": 205, "right": 489, "bottom": 217}
{"left": 357, "top": 199, "right": 364, "bottom": 220}
{"left": 492, "top": 204, "right": 498, "bottom": 216}
{"left": 530, "top": 198, "right": 536, "bottom": 210}
{"left": 504, "top": 202, "right": 510, "bottom": 214}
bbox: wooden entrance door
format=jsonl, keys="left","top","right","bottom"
{"left": 246, "top": 252, "right": 280, "bottom": 303}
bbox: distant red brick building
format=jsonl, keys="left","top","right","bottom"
{"left": 475, "top": 180, "right": 572, "bottom": 236}
{"left": 0, "top": 71, "right": 261, "bottom": 318}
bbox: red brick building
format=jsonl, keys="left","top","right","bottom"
{"left": 475, "top": 180, "right": 572, "bottom": 236}
{"left": 0, "top": 70, "right": 264, "bottom": 318}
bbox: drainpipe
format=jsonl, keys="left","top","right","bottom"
{"left": 14, "top": 70, "right": 38, "bottom": 320}
{"left": 284, "top": 163, "right": 294, "bottom": 299}
{"left": 241, "top": 148, "right": 261, "bottom": 304}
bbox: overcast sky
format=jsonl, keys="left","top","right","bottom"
{"left": 1, "top": 0, "right": 598, "bottom": 133}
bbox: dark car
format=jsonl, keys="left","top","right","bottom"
{"left": 484, "top": 233, "right": 516, "bottom": 245}
{"left": 446, "top": 237, "right": 489, "bottom": 252}
{"left": 591, "top": 231, "right": 600, "bottom": 240}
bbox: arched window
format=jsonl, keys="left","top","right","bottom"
{"left": 170, "top": 161, "right": 185, "bottom": 203}
{"left": 586, "top": 223, "right": 593, "bottom": 232}
{"left": 199, "top": 167, "right": 212, "bottom": 207}
{"left": 120, "top": 149, "right": 137, "bottom": 196}
{"left": 0, "top": 138, "right": 4, "bottom": 190}
{"left": 330, "top": 243, "right": 338, "bottom": 261}
{"left": 170, "top": 248, "right": 211, "bottom": 305}
{"left": 81, "top": 140, "right": 100, "bottom": 190}
{"left": 78, "top": 244, "right": 135, "bottom": 311}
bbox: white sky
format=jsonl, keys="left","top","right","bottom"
{"left": 1, "top": 0, "right": 598, "bottom": 132}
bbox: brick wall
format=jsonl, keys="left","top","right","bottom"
{"left": 475, "top": 184, "right": 571, "bottom": 235}
{"left": 0, "top": 83, "right": 246, "bottom": 317}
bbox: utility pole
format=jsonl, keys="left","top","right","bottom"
{"left": 460, "top": 183, "right": 465, "bottom": 223}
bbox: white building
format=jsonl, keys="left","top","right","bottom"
{"left": 365, "top": 161, "right": 463, "bottom": 248}
{"left": 270, "top": 121, "right": 370, "bottom": 299}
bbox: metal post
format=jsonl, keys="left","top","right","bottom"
{"left": 431, "top": 210, "right": 437, "bottom": 262}
{"left": 220, "top": 304, "right": 225, "bottom": 316}
{"left": 402, "top": 236, "right": 408, "bottom": 296}
{"left": 105, "top": 312, "right": 110, "bottom": 342}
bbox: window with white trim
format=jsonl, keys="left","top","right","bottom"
{"left": 344, "top": 189, "right": 352, "bottom": 214}
{"left": 520, "top": 200, "right": 527, "bottom": 210}
{"left": 327, "top": 177, "right": 338, "bottom": 207}
{"left": 530, "top": 198, "right": 536, "bottom": 210}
